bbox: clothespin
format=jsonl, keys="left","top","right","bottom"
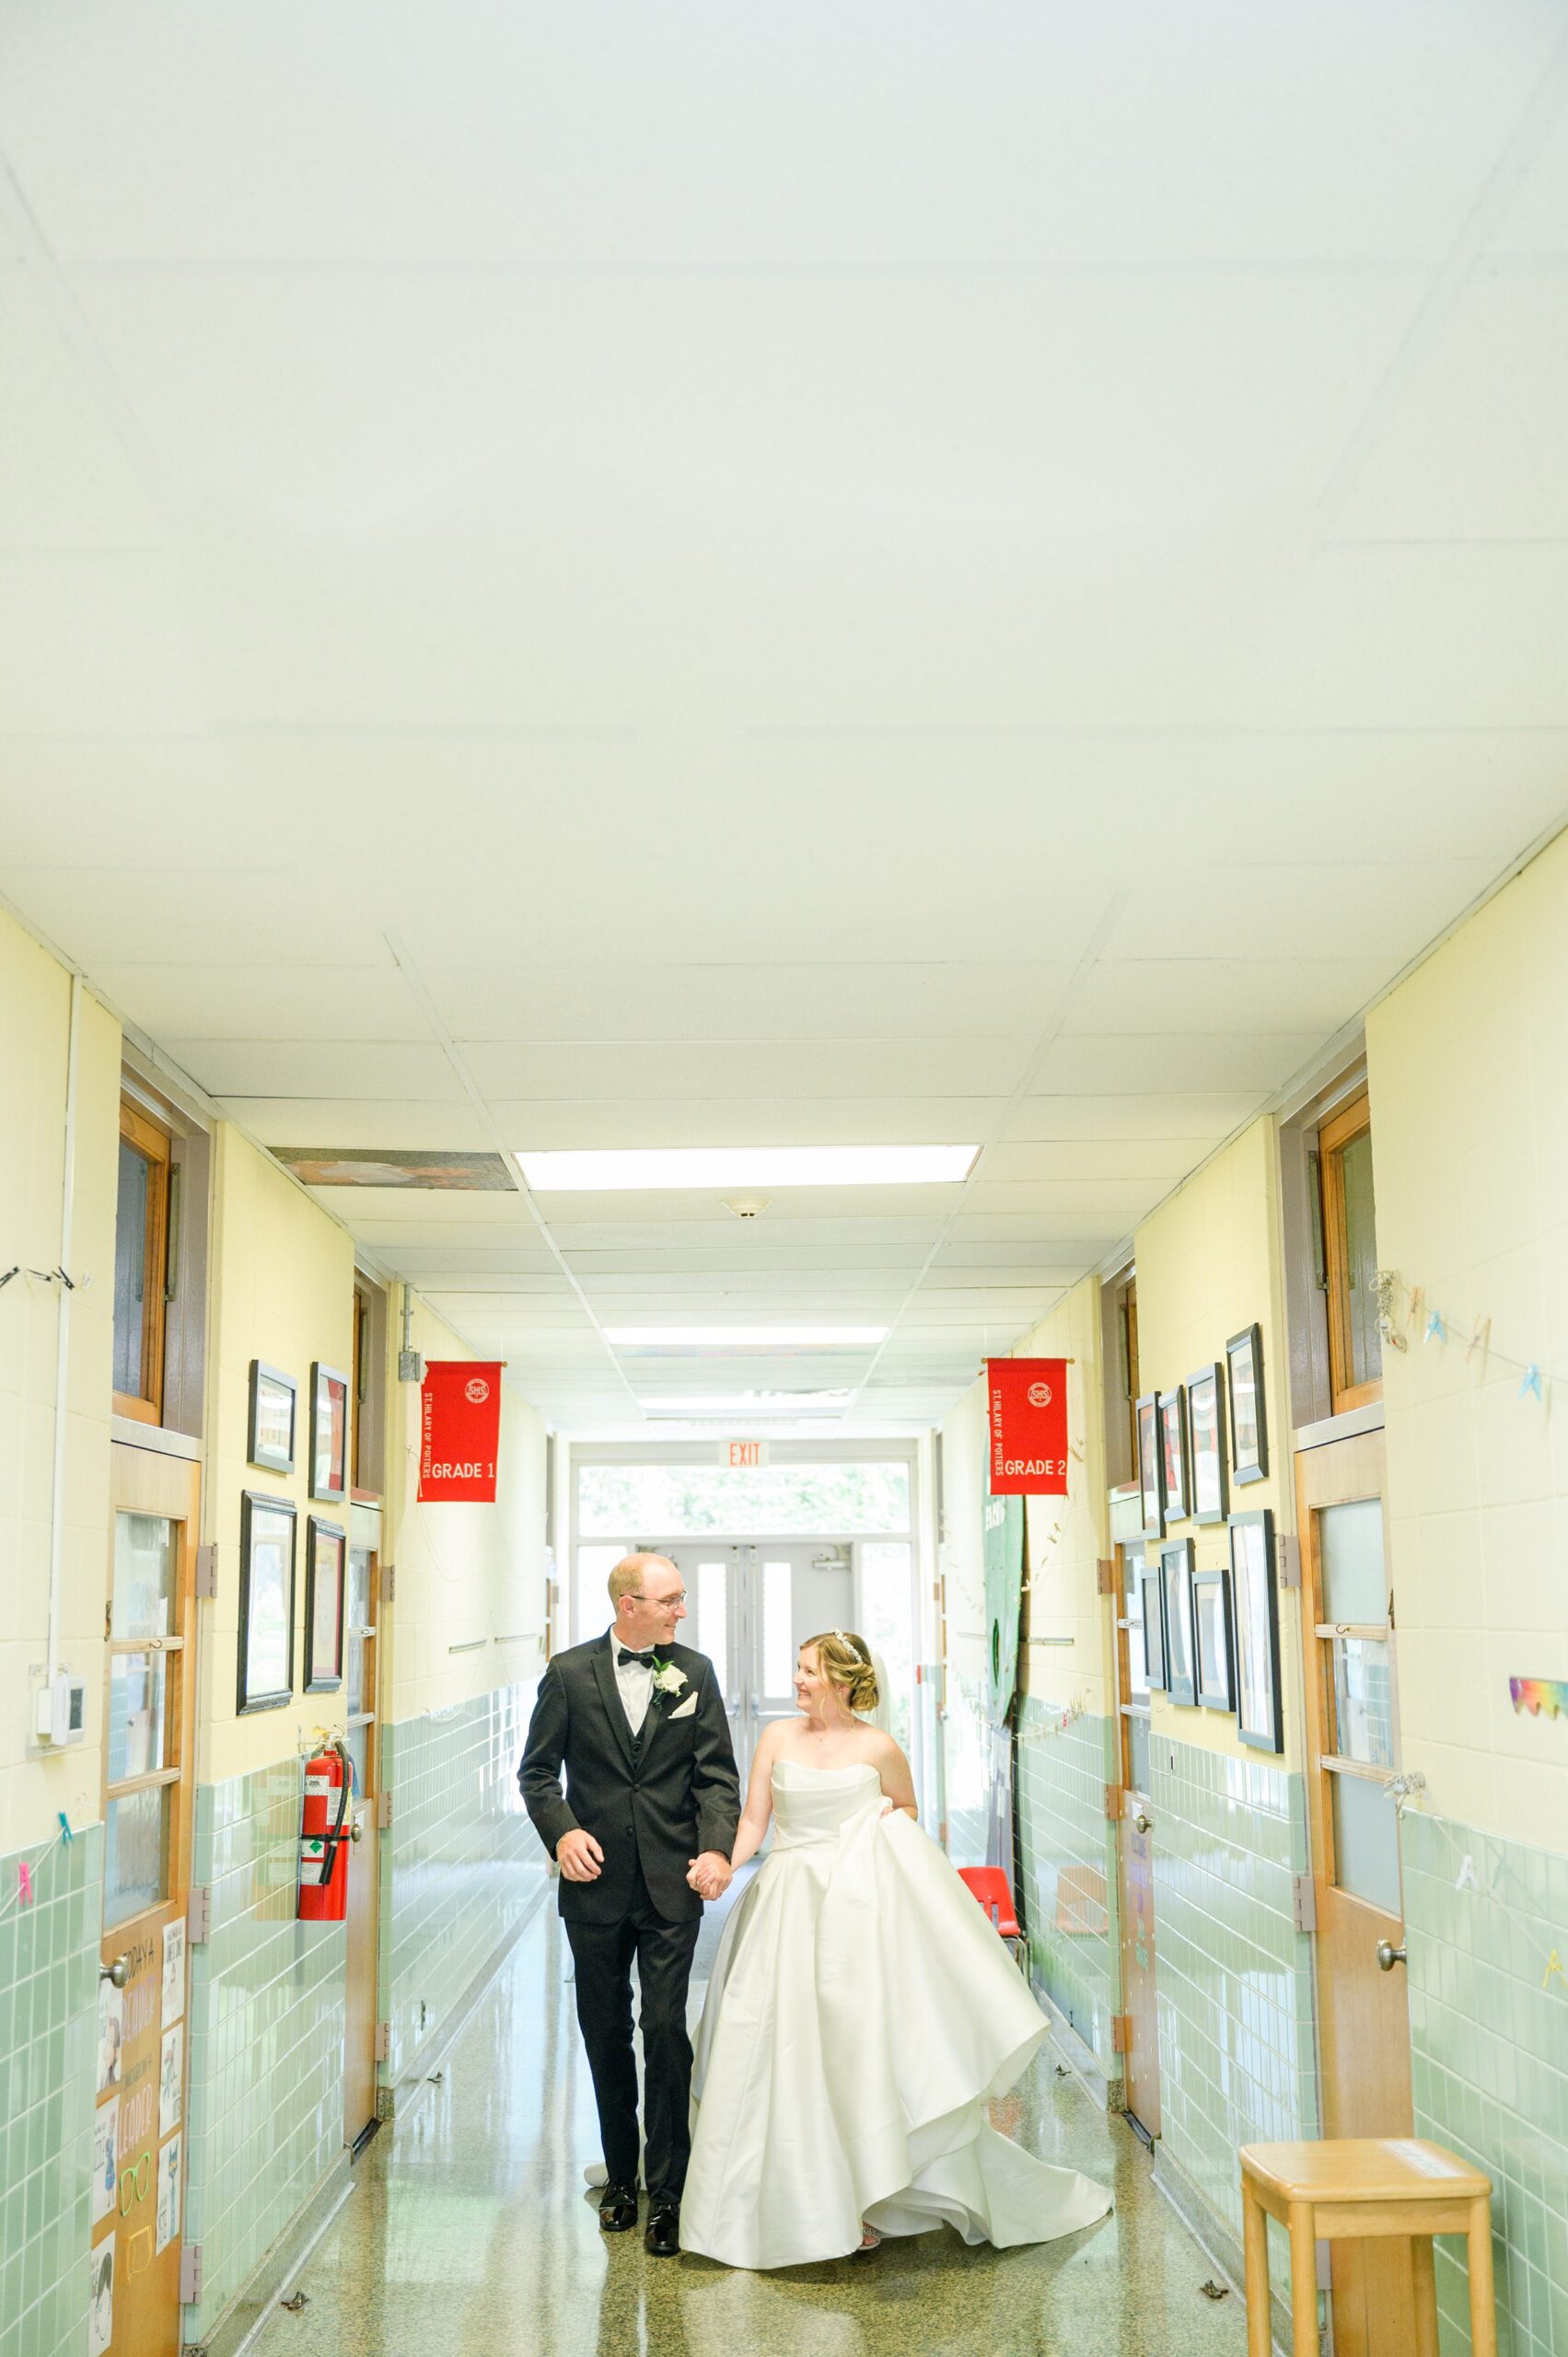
{"left": 1454, "top": 1854, "right": 1479, "bottom": 1893}
{"left": 1465, "top": 1318, "right": 1491, "bottom": 1371}
{"left": 1406, "top": 1284, "right": 1424, "bottom": 1336}
{"left": 1424, "top": 1311, "right": 1446, "bottom": 1346}
{"left": 1543, "top": 1949, "right": 1565, "bottom": 1992}
{"left": 1520, "top": 1364, "right": 1544, "bottom": 1403}
{"left": 58, "top": 1811, "right": 73, "bottom": 1844}
{"left": 17, "top": 1861, "right": 33, "bottom": 1907}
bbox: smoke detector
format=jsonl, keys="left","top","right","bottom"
{"left": 723, "top": 1196, "right": 771, "bottom": 1220}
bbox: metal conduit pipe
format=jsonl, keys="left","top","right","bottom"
{"left": 47, "top": 970, "right": 84, "bottom": 1682}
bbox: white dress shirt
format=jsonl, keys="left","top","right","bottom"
{"left": 611, "top": 1635, "right": 655, "bottom": 1737}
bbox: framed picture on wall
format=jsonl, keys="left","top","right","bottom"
{"left": 238, "top": 1492, "right": 296, "bottom": 1713}
{"left": 1191, "top": 1566, "right": 1235, "bottom": 1711}
{"left": 1230, "top": 1509, "right": 1283, "bottom": 1752}
{"left": 304, "top": 1516, "right": 345, "bottom": 1691}
{"left": 309, "top": 1362, "right": 350, "bottom": 1503}
{"left": 1187, "top": 1362, "right": 1229, "bottom": 1525}
{"left": 1135, "top": 1393, "right": 1165, "bottom": 1541}
{"left": 1225, "top": 1324, "right": 1269, "bottom": 1486}
{"left": 247, "top": 1362, "right": 296, "bottom": 1476}
{"left": 1160, "top": 1538, "right": 1196, "bottom": 1707}
{"left": 1158, "top": 1387, "right": 1189, "bottom": 1521}
{"left": 1141, "top": 1565, "right": 1168, "bottom": 1690}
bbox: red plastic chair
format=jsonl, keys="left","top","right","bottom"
{"left": 956, "top": 1866, "right": 1028, "bottom": 1972}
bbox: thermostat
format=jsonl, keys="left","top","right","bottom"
{"left": 34, "top": 1671, "right": 87, "bottom": 1747}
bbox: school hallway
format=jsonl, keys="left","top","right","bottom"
{"left": 261, "top": 1894, "right": 1248, "bottom": 2357}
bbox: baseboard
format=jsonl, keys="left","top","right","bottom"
{"left": 184, "top": 2150, "right": 353, "bottom": 2357}
{"left": 1150, "top": 2139, "right": 1294, "bottom": 2357}
{"left": 1029, "top": 1978, "right": 1112, "bottom": 2113}
{"left": 382, "top": 1877, "right": 551, "bottom": 2119}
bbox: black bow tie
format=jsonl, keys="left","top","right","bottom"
{"left": 618, "top": 1648, "right": 656, "bottom": 1668}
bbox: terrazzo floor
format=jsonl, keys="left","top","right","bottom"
{"left": 261, "top": 1898, "right": 1250, "bottom": 2357}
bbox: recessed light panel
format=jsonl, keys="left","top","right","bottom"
{"left": 607, "top": 1326, "right": 887, "bottom": 1348}
{"left": 517, "top": 1145, "right": 975, "bottom": 1191}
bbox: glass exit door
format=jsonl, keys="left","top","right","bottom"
{"left": 664, "top": 1541, "right": 855, "bottom": 1781}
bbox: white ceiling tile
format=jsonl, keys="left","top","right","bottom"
{"left": 1063, "top": 958, "right": 1392, "bottom": 1038}
{"left": 91, "top": 964, "right": 421, "bottom": 1042}
{"left": 490, "top": 1098, "right": 1009, "bottom": 1150}
{"left": 0, "top": 269, "right": 164, "bottom": 550}
{"left": 217, "top": 1100, "right": 494, "bottom": 1149}
{"left": 1026, "top": 1034, "right": 1321, "bottom": 1095}
{"left": 166, "top": 1040, "right": 465, "bottom": 1099}
{"left": 467, "top": 1039, "right": 1025, "bottom": 1099}
{"left": 999, "top": 1093, "right": 1266, "bottom": 1144}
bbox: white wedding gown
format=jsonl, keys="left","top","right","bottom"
{"left": 679, "top": 1760, "right": 1111, "bottom": 2270}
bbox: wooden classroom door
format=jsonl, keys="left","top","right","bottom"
{"left": 342, "top": 1515, "right": 382, "bottom": 2152}
{"left": 1296, "top": 1431, "right": 1414, "bottom": 2357}
{"left": 1115, "top": 1539, "right": 1160, "bottom": 2138}
{"left": 92, "top": 1446, "right": 200, "bottom": 2357}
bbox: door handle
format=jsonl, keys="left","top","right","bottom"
{"left": 1134, "top": 1813, "right": 1152, "bottom": 1834}
{"left": 1376, "top": 1939, "right": 1407, "bottom": 1971}
{"left": 350, "top": 1817, "right": 365, "bottom": 1843}
{"left": 100, "top": 1955, "right": 130, "bottom": 1989}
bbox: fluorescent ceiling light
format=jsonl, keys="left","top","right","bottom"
{"left": 638, "top": 1391, "right": 853, "bottom": 1415}
{"left": 607, "top": 1325, "right": 886, "bottom": 1348}
{"left": 517, "top": 1145, "right": 976, "bottom": 1191}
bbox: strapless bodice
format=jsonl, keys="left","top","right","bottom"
{"left": 769, "top": 1759, "right": 882, "bottom": 1850}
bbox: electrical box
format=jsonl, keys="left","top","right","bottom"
{"left": 34, "top": 1670, "right": 87, "bottom": 1747}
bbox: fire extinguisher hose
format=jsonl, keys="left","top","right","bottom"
{"left": 324, "top": 1738, "right": 353, "bottom": 1865}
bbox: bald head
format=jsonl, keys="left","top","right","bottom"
{"left": 609, "top": 1552, "right": 687, "bottom": 1650}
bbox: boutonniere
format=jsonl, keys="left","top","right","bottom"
{"left": 650, "top": 1659, "right": 687, "bottom": 1705}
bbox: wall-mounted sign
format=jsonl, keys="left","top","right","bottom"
{"left": 418, "top": 1362, "right": 503, "bottom": 1502}
{"left": 720, "top": 1439, "right": 769, "bottom": 1469}
{"left": 985, "top": 1357, "right": 1068, "bottom": 1496}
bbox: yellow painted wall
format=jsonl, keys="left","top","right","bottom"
{"left": 202, "top": 1123, "right": 358, "bottom": 1785}
{"left": 1016, "top": 1276, "right": 1114, "bottom": 1718}
{"left": 1368, "top": 826, "right": 1568, "bottom": 1847}
{"left": 382, "top": 1289, "right": 550, "bottom": 1726}
{"left": 1132, "top": 1115, "right": 1302, "bottom": 1770}
{"left": 0, "top": 911, "right": 121, "bottom": 1853}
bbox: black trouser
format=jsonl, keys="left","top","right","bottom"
{"left": 563, "top": 1869, "right": 701, "bottom": 2204}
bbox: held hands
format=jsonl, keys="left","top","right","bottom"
{"left": 555, "top": 1829, "right": 604, "bottom": 1883}
{"left": 687, "top": 1852, "right": 733, "bottom": 1902}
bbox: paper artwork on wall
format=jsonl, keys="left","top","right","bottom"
{"left": 92, "top": 2101, "right": 118, "bottom": 2225}
{"left": 1510, "top": 1678, "right": 1568, "bottom": 1718}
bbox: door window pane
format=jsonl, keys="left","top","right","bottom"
{"left": 1330, "top": 1771, "right": 1401, "bottom": 1914}
{"left": 1124, "top": 1548, "right": 1150, "bottom": 1697}
{"left": 1331, "top": 1636, "right": 1394, "bottom": 1768}
{"left": 696, "top": 1562, "right": 728, "bottom": 1697}
{"left": 113, "top": 1140, "right": 152, "bottom": 1395}
{"left": 105, "top": 1785, "right": 170, "bottom": 1926}
{"left": 344, "top": 1724, "right": 370, "bottom": 1797}
{"left": 112, "top": 1514, "right": 176, "bottom": 1641}
{"left": 578, "top": 1462, "right": 910, "bottom": 1537}
{"left": 1126, "top": 1711, "right": 1151, "bottom": 1796}
{"left": 1340, "top": 1128, "right": 1381, "bottom": 1389}
{"left": 858, "top": 1540, "right": 913, "bottom": 1750}
{"left": 108, "top": 1653, "right": 168, "bottom": 1784}
{"left": 762, "top": 1560, "right": 794, "bottom": 1697}
{"left": 1318, "top": 1498, "right": 1386, "bottom": 1624}
{"left": 346, "top": 1548, "right": 374, "bottom": 1716}
{"left": 575, "top": 1543, "right": 628, "bottom": 1644}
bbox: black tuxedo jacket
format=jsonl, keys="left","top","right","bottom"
{"left": 518, "top": 1633, "right": 740, "bottom": 1924}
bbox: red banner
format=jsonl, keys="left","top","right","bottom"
{"left": 986, "top": 1357, "right": 1068, "bottom": 1496}
{"left": 418, "top": 1362, "right": 503, "bottom": 1502}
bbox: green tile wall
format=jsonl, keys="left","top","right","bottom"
{"left": 0, "top": 1824, "right": 100, "bottom": 2357}
{"left": 380, "top": 1682, "right": 546, "bottom": 2081}
{"left": 182, "top": 1759, "right": 346, "bottom": 2343}
{"left": 1016, "top": 1699, "right": 1119, "bottom": 2063}
{"left": 1402, "top": 1809, "right": 1568, "bottom": 2357}
{"left": 1150, "top": 1736, "right": 1318, "bottom": 2246}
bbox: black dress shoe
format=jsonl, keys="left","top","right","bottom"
{"left": 598, "top": 2182, "right": 638, "bottom": 2233}
{"left": 645, "top": 2200, "right": 680, "bottom": 2257}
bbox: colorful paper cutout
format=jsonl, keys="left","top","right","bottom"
{"left": 1510, "top": 1678, "right": 1568, "bottom": 1718}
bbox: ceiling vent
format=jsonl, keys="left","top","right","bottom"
{"left": 723, "top": 1196, "right": 770, "bottom": 1220}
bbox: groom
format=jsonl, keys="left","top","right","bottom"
{"left": 519, "top": 1553, "right": 739, "bottom": 2256}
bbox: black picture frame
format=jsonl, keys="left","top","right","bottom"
{"left": 1187, "top": 1362, "right": 1229, "bottom": 1525}
{"left": 309, "top": 1362, "right": 350, "bottom": 1504}
{"left": 1141, "top": 1565, "right": 1168, "bottom": 1690}
{"left": 1191, "top": 1567, "right": 1235, "bottom": 1712}
{"left": 1160, "top": 1538, "right": 1196, "bottom": 1707}
{"left": 247, "top": 1361, "right": 296, "bottom": 1476}
{"left": 1158, "top": 1387, "right": 1189, "bottom": 1522}
{"left": 238, "top": 1492, "right": 296, "bottom": 1713}
{"left": 303, "top": 1516, "right": 345, "bottom": 1692}
{"left": 1135, "top": 1393, "right": 1165, "bottom": 1541}
{"left": 1225, "top": 1323, "right": 1269, "bottom": 1486}
{"left": 1230, "top": 1509, "right": 1283, "bottom": 1753}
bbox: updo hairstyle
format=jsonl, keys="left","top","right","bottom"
{"left": 804, "top": 1629, "right": 879, "bottom": 1715}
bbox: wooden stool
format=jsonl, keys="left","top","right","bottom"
{"left": 1239, "top": 2139, "right": 1496, "bottom": 2357}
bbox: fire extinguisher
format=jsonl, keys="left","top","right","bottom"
{"left": 298, "top": 1738, "right": 354, "bottom": 1922}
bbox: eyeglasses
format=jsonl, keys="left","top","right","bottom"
{"left": 629, "top": 1591, "right": 687, "bottom": 1608}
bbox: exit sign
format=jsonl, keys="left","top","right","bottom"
{"left": 721, "top": 1439, "right": 770, "bottom": 1469}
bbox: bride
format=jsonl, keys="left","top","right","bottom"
{"left": 679, "top": 1631, "right": 1111, "bottom": 2270}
